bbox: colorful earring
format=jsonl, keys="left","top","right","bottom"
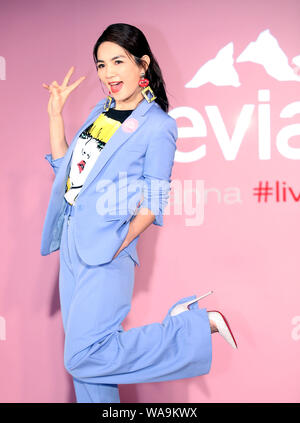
{"left": 139, "top": 74, "right": 156, "bottom": 103}
{"left": 138, "top": 77, "right": 149, "bottom": 88}
{"left": 104, "top": 95, "right": 113, "bottom": 112}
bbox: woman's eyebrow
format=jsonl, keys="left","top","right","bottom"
{"left": 97, "top": 55, "right": 126, "bottom": 63}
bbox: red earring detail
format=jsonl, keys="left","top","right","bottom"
{"left": 138, "top": 78, "right": 149, "bottom": 88}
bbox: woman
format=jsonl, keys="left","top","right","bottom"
{"left": 41, "top": 23, "right": 237, "bottom": 403}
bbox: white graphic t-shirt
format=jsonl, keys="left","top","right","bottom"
{"left": 64, "top": 108, "right": 133, "bottom": 205}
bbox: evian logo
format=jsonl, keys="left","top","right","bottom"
{"left": 185, "top": 29, "right": 300, "bottom": 87}
{"left": 169, "top": 29, "right": 300, "bottom": 162}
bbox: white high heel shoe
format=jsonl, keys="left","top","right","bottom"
{"left": 170, "top": 291, "right": 213, "bottom": 316}
{"left": 208, "top": 311, "right": 238, "bottom": 349}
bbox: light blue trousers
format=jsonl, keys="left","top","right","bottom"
{"left": 59, "top": 202, "right": 212, "bottom": 403}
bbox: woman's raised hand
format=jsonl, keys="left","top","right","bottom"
{"left": 42, "top": 66, "right": 86, "bottom": 117}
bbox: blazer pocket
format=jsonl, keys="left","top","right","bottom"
{"left": 103, "top": 214, "right": 121, "bottom": 221}
{"left": 104, "top": 211, "right": 132, "bottom": 223}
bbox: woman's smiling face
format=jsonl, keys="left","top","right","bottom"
{"left": 96, "top": 41, "right": 150, "bottom": 110}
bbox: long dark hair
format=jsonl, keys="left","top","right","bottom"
{"left": 92, "top": 23, "right": 169, "bottom": 112}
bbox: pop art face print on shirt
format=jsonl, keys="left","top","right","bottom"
{"left": 64, "top": 108, "right": 133, "bottom": 205}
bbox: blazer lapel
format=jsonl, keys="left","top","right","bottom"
{"left": 77, "top": 98, "right": 156, "bottom": 197}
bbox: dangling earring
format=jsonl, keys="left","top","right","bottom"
{"left": 139, "top": 74, "right": 156, "bottom": 103}
{"left": 104, "top": 94, "right": 113, "bottom": 112}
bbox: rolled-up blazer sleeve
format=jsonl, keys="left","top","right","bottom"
{"left": 139, "top": 116, "right": 178, "bottom": 226}
{"left": 44, "top": 153, "right": 65, "bottom": 176}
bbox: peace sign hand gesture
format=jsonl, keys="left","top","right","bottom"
{"left": 42, "top": 66, "right": 86, "bottom": 117}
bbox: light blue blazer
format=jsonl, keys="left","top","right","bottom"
{"left": 40, "top": 97, "right": 178, "bottom": 267}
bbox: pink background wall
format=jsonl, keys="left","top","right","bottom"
{"left": 1, "top": 0, "right": 300, "bottom": 402}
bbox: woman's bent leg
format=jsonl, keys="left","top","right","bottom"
{"left": 63, "top": 217, "right": 212, "bottom": 389}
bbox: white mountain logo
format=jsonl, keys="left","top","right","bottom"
{"left": 185, "top": 29, "right": 300, "bottom": 88}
